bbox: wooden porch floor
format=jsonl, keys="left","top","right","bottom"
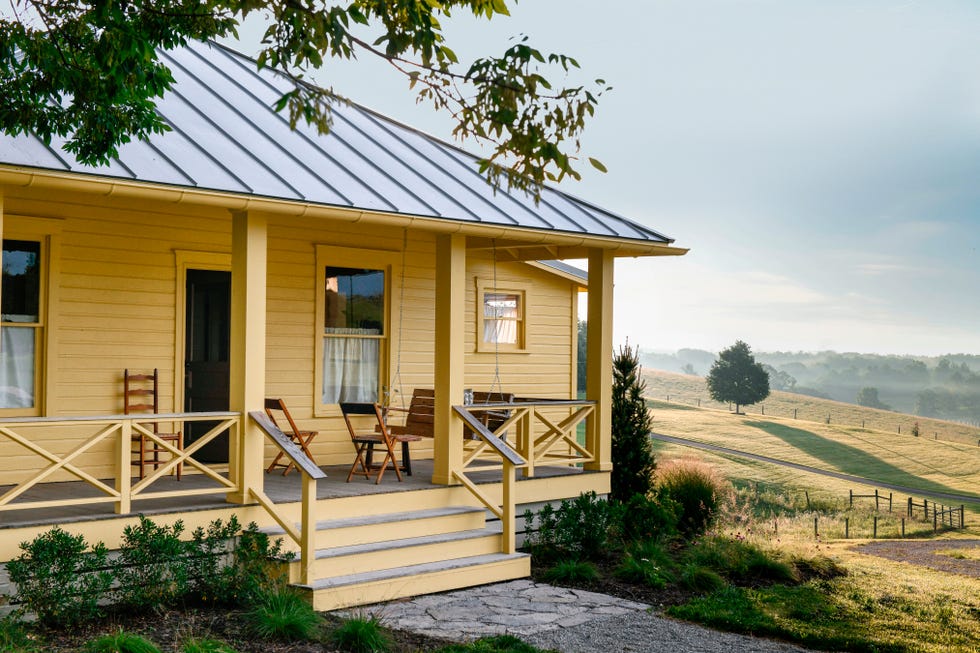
{"left": 0, "top": 460, "right": 589, "bottom": 530}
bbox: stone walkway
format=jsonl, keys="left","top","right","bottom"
{"left": 339, "top": 580, "right": 812, "bottom": 652}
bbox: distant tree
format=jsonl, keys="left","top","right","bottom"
{"left": 680, "top": 363, "right": 697, "bottom": 376}
{"left": 706, "top": 341, "right": 770, "bottom": 414}
{"left": 611, "top": 344, "right": 655, "bottom": 501}
{"left": 762, "top": 364, "right": 797, "bottom": 392}
{"left": 856, "top": 387, "right": 891, "bottom": 411}
{"left": 576, "top": 320, "right": 587, "bottom": 395}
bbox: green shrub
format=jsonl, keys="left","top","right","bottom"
{"left": 116, "top": 516, "right": 189, "bottom": 610}
{"left": 83, "top": 631, "right": 161, "bottom": 653}
{"left": 246, "top": 587, "right": 319, "bottom": 641}
{"left": 542, "top": 560, "right": 598, "bottom": 584}
{"left": 678, "top": 564, "right": 726, "bottom": 593}
{"left": 189, "top": 519, "right": 291, "bottom": 607}
{"left": 328, "top": 615, "right": 392, "bottom": 653}
{"left": 0, "top": 617, "right": 38, "bottom": 652}
{"left": 6, "top": 527, "right": 113, "bottom": 627}
{"left": 657, "top": 458, "right": 730, "bottom": 537}
{"left": 523, "top": 492, "right": 621, "bottom": 561}
{"left": 619, "top": 492, "right": 679, "bottom": 544}
{"left": 181, "top": 638, "right": 239, "bottom": 653}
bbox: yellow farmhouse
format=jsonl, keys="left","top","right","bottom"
{"left": 0, "top": 41, "right": 686, "bottom": 609}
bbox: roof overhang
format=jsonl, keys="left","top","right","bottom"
{"left": 0, "top": 165, "right": 688, "bottom": 259}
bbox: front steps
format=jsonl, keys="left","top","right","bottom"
{"left": 265, "top": 505, "right": 530, "bottom": 611}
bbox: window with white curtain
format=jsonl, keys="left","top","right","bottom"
{"left": 478, "top": 285, "right": 525, "bottom": 352}
{"left": 0, "top": 240, "right": 41, "bottom": 410}
{"left": 321, "top": 266, "right": 384, "bottom": 403}
{"left": 317, "top": 257, "right": 390, "bottom": 408}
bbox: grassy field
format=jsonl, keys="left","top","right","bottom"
{"left": 633, "top": 368, "right": 980, "bottom": 651}
{"left": 642, "top": 368, "right": 980, "bottom": 445}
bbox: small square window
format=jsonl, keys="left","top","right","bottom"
{"left": 478, "top": 285, "right": 525, "bottom": 352}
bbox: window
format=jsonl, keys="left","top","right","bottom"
{"left": 0, "top": 240, "right": 42, "bottom": 410}
{"left": 315, "top": 246, "right": 398, "bottom": 414}
{"left": 477, "top": 283, "right": 525, "bottom": 352}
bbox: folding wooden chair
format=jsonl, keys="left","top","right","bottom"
{"left": 341, "top": 402, "right": 419, "bottom": 483}
{"left": 264, "top": 398, "right": 319, "bottom": 475}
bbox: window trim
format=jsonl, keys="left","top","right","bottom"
{"left": 476, "top": 280, "right": 527, "bottom": 353}
{"left": 0, "top": 216, "right": 62, "bottom": 417}
{"left": 314, "top": 245, "right": 400, "bottom": 417}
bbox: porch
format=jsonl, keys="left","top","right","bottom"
{"left": 0, "top": 402, "right": 606, "bottom": 609}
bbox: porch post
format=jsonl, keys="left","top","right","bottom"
{"left": 585, "top": 249, "right": 614, "bottom": 471}
{"left": 432, "top": 233, "right": 466, "bottom": 485}
{"left": 228, "top": 210, "right": 267, "bottom": 503}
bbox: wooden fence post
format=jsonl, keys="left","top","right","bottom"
{"left": 889, "top": 492, "right": 893, "bottom": 512}
{"left": 814, "top": 517, "right": 819, "bottom": 538}
{"left": 907, "top": 497, "right": 912, "bottom": 518}
{"left": 794, "top": 408, "right": 797, "bottom": 419}
{"left": 901, "top": 518, "right": 905, "bottom": 538}
{"left": 874, "top": 489, "right": 879, "bottom": 511}
{"left": 849, "top": 489, "right": 853, "bottom": 508}
{"left": 845, "top": 518, "right": 849, "bottom": 538}
{"left": 961, "top": 505, "right": 965, "bottom": 529}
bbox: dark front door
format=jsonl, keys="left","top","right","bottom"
{"left": 184, "top": 269, "right": 231, "bottom": 463}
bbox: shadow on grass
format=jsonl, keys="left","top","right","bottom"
{"left": 744, "top": 421, "right": 973, "bottom": 499}
{"left": 646, "top": 399, "right": 701, "bottom": 411}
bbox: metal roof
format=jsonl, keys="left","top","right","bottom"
{"left": 0, "top": 40, "right": 674, "bottom": 247}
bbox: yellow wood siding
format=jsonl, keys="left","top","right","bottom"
{"left": 0, "top": 188, "right": 579, "bottom": 477}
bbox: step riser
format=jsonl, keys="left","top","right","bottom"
{"left": 288, "top": 534, "right": 501, "bottom": 583}
{"left": 311, "top": 511, "right": 487, "bottom": 550}
{"left": 307, "top": 556, "right": 531, "bottom": 611}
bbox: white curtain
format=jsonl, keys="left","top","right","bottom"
{"left": 0, "top": 326, "right": 35, "bottom": 408}
{"left": 322, "top": 328, "right": 380, "bottom": 404}
{"left": 483, "top": 318, "right": 518, "bottom": 345}
{"left": 484, "top": 294, "right": 519, "bottom": 344}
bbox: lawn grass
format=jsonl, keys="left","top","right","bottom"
{"left": 643, "top": 368, "right": 980, "bottom": 445}
{"left": 646, "top": 399, "right": 980, "bottom": 511}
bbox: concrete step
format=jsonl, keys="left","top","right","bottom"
{"left": 298, "top": 552, "right": 531, "bottom": 611}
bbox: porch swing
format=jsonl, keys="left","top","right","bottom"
{"left": 382, "top": 236, "right": 515, "bottom": 445}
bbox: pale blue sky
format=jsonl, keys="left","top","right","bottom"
{"left": 229, "top": 1, "right": 980, "bottom": 356}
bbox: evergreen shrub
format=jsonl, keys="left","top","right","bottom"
{"left": 611, "top": 344, "right": 655, "bottom": 502}
{"left": 6, "top": 527, "right": 113, "bottom": 627}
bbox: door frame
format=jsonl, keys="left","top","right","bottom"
{"left": 173, "top": 250, "right": 232, "bottom": 413}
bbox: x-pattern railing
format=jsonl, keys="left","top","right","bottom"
{"left": 0, "top": 412, "right": 240, "bottom": 515}
{"left": 462, "top": 399, "right": 595, "bottom": 477}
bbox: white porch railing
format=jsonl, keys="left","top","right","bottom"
{"left": 0, "top": 412, "right": 240, "bottom": 515}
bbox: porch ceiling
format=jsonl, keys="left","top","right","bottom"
{"left": 0, "top": 40, "right": 684, "bottom": 257}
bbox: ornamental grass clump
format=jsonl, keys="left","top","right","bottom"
{"left": 245, "top": 587, "right": 320, "bottom": 641}
{"left": 82, "top": 631, "right": 161, "bottom": 653}
{"left": 328, "top": 615, "right": 392, "bottom": 653}
{"left": 656, "top": 458, "right": 731, "bottom": 537}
